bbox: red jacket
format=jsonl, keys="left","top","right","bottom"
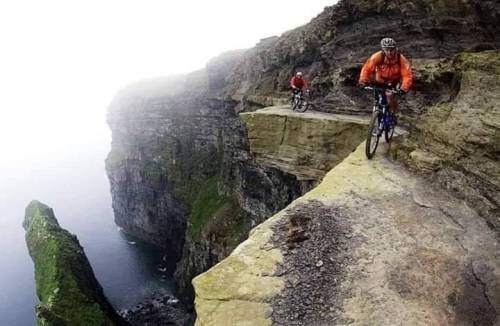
{"left": 359, "top": 51, "right": 413, "bottom": 92}
{"left": 290, "top": 76, "right": 308, "bottom": 89}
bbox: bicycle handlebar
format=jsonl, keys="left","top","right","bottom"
{"left": 363, "top": 85, "right": 397, "bottom": 93}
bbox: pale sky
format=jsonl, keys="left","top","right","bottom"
{"left": 0, "top": 4, "right": 341, "bottom": 321}
{"left": 0, "top": 0, "right": 335, "bottom": 173}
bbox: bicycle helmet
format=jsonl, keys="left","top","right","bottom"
{"left": 380, "top": 37, "right": 396, "bottom": 49}
{"left": 296, "top": 71, "right": 303, "bottom": 76}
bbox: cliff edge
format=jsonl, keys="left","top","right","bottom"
{"left": 106, "top": 0, "right": 500, "bottom": 318}
{"left": 193, "top": 140, "right": 500, "bottom": 325}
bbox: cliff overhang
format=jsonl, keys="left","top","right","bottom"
{"left": 241, "top": 106, "right": 369, "bottom": 181}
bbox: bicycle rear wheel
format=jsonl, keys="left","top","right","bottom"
{"left": 366, "top": 110, "right": 381, "bottom": 159}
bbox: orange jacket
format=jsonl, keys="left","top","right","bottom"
{"left": 359, "top": 51, "right": 413, "bottom": 92}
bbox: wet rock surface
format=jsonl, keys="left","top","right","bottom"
{"left": 270, "top": 201, "right": 355, "bottom": 326}
{"left": 120, "top": 295, "right": 193, "bottom": 326}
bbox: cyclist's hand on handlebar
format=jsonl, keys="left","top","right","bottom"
{"left": 359, "top": 83, "right": 373, "bottom": 92}
{"left": 396, "top": 87, "right": 407, "bottom": 96}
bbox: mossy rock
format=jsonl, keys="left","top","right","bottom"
{"left": 24, "top": 201, "right": 125, "bottom": 326}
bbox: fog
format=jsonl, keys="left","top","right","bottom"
{"left": 0, "top": 0, "right": 336, "bottom": 230}
{"left": 0, "top": 0, "right": 337, "bottom": 205}
{"left": 0, "top": 0, "right": 335, "bottom": 169}
{"left": 0, "top": 0, "right": 335, "bottom": 324}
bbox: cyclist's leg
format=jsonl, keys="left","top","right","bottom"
{"left": 387, "top": 93, "right": 398, "bottom": 113}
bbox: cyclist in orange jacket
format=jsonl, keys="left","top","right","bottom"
{"left": 358, "top": 38, "right": 413, "bottom": 112}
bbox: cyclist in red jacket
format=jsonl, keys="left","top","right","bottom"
{"left": 290, "top": 72, "right": 309, "bottom": 96}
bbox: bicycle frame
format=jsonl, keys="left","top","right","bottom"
{"left": 368, "top": 86, "right": 396, "bottom": 134}
{"left": 291, "top": 89, "right": 310, "bottom": 112}
{"left": 364, "top": 85, "right": 397, "bottom": 159}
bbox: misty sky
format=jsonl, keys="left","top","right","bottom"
{"left": 0, "top": 3, "right": 339, "bottom": 323}
{"left": 0, "top": 0, "right": 335, "bottom": 175}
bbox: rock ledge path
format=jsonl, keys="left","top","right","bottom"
{"left": 194, "top": 139, "right": 500, "bottom": 325}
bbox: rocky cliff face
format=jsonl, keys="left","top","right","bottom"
{"left": 392, "top": 50, "right": 500, "bottom": 232}
{"left": 106, "top": 0, "right": 500, "bottom": 316}
{"left": 23, "top": 201, "right": 126, "bottom": 325}
{"left": 106, "top": 68, "right": 307, "bottom": 307}
{"left": 224, "top": 0, "right": 500, "bottom": 114}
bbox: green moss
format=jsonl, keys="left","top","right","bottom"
{"left": 456, "top": 50, "right": 500, "bottom": 73}
{"left": 24, "top": 201, "right": 119, "bottom": 326}
{"left": 134, "top": 134, "right": 252, "bottom": 246}
{"left": 186, "top": 176, "right": 252, "bottom": 246}
{"left": 204, "top": 199, "right": 253, "bottom": 249}
{"left": 189, "top": 176, "right": 227, "bottom": 239}
{"left": 105, "top": 148, "right": 126, "bottom": 168}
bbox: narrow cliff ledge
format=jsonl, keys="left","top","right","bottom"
{"left": 106, "top": 0, "right": 500, "bottom": 252}
{"left": 106, "top": 0, "right": 500, "bottom": 317}
{"left": 23, "top": 201, "right": 125, "bottom": 326}
{"left": 193, "top": 142, "right": 500, "bottom": 325}
{"left": 241, "top": 106, "right": 369, "bottom": 180}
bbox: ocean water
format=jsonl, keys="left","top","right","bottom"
{"left": 0, "top": 142, "right": 174, "bottom": 326}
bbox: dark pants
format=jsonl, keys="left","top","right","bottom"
{"left": 291, "top": 88, "right": 302, "bottom": 100}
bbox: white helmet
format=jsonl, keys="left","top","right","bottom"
{"left": 296, "top": 71, "right": 303, "bottom": 76}
{"left": 380, "top": 37, "right": 396, "bottom": 48}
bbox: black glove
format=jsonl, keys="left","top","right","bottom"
{"left": 358, "top": 83, "right": 367, "bottom": 91}
{"left": 396, "top": 87, "right": 407, "bottom": 96}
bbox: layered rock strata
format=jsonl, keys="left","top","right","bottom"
{"left": 224, "top": 0, "right": 500, "bottom": 113}
{"left": 392, "top": 50, "right": 500, "bottom": 232}
{"left": 193, "top": 141, "right": 500, "bottom": 325}
{"left": 23, "top": 200, "right": 126, "bottom": 326}
{"left": 241, "top": 106, "right": 369, "bottom": 180}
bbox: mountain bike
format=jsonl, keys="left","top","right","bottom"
{"left": 291, "top": 89, "right": 311, "bottom": 112}
{"left": 363, "top": 85, "right": 399, "bottom": 159}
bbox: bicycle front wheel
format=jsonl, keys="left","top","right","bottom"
{"left": 291, "top": 97, "right": 300, "bottom": 111}
{"left": 366, "top": 110, "right": 381, "bottom": 159}
{"left": 384, "top": 113, "right": 396, "bottom": 143}
{"left": 296, "top": 99, "right": 309, "bottom": 112}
